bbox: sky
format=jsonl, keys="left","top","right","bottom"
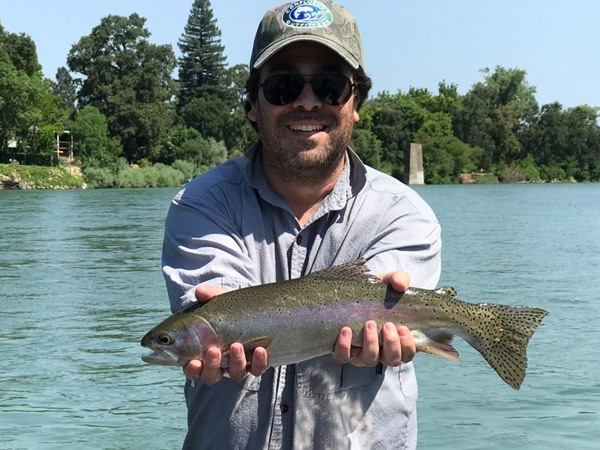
{"left": 1, "top": 0, "right": 598, "bottom": 109}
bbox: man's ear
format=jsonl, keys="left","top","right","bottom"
{"left": 247, "top": 101, "right": 258, "bottom": 123}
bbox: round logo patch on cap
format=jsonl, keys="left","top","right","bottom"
{"left": 283, "top": 1, "right": 333, "bottom": 28}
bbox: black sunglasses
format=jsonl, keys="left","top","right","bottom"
{"left": 259, "top": 73, "right": 355, "bottom": 106}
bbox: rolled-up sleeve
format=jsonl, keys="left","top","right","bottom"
{"left": 362, "top": 186, "right": 441, "bottom": 289}
{"left": 162, "top": 170, "right": 258, "bottom": 313}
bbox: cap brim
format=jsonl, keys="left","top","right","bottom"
{"left": 253, "top": 35, "right": 360, "bottom": 70}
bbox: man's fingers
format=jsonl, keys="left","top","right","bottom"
{"left": 381, "top": 322, "right": 402, "bottom": 366}
{"left": 227, "top": 343, "right": 248, "bottom": 382}
{"left": 332, "top": 322, "right": 414, "bottom": 368}
{"left": 183, "top": 359, "right": 202, "bottom": 380}
{"left": 333, "top": 327, "right": 353, "bottom": 363}
{"left": 195, "top": 285, "right": 230, "bottom": 302}
{"left": 378, "top": 270, "right": 410, "bottom": 292}
{"left": 200, "top": 347, "right": 224, "bottom": 385}
{"left": 398, "top": 326, "right": 416, "bottom": 363}
{"left": 185, "top": 345, "right": 270, "bottom": 385}
{"left": 352, "top": 320, "right": 379, "bottom": 367}
{"left": 249, "top": 347, "right": 269, "bottom": 377}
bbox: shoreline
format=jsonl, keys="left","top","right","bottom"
{"left": 0, "top": 164, "right": 587, "bottom": 190}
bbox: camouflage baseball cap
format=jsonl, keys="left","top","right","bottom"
{"left": 250, "top": 0, "right": 364, "bottom": 70}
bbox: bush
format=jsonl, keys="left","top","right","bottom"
{"left": 116, "top": 167, "right": 147, "bottom": 188}
{"left": 474, "top": 173, "right": 499, "bottom": 184}
{"left": 171, "top": 159, "right": 198, "bottom": 180}
{"left": 109, "top": 164, "right": 186, "bottom": 188}
{"left": 500, "top": 155, "right": 541, "bottom": 183}
{"left": 82, "top": 166, "right": 116, "bottom": 188}
{"left": 153, "top": 163, "right": 186, "bottom": 187}
{"left": 540, "top": 164, "right": 566, "bottom": 182}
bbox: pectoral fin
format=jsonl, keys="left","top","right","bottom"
{"left": 221, "top": 337, "right": 272, "bottom": 367}
{"left": 242, "top": 336, "right": 272, "bottom": 351}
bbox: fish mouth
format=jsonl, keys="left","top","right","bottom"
{"left": 141, "top": 347, "right": 183, "bottom": 366}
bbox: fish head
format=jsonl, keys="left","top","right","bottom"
{"left": 140, "top": 312, "right": 219, "bottom": 367}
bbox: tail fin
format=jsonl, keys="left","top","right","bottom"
{"left": 466, "top": 304, "right": 548, "bottom": 390}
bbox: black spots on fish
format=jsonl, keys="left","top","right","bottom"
{"left": 383, "top": 285, "right": 402, "bottom": 309}
{"left": 431, "top": 307, "right": 440, "bottom": 322}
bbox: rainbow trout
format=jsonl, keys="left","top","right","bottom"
{"left": 141, "top": 260, "right": 548, "bottom": 389}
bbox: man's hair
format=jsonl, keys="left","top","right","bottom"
{"left": 243, "top": 68, "right": 373, "bottom": 130}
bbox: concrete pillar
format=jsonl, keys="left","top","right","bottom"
{"left": 403, "top": 143, "right": 424, "bottom": 185}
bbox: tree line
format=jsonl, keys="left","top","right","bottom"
{"left": 1, "top": 0, "right": 599, "bottom": 185}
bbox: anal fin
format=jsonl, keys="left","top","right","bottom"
{"left": 413, "top": 330, "right": 460, "bottom": 361}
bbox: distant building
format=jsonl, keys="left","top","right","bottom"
{"left": 56, "top": 131, "right": 74, "bottom": 162}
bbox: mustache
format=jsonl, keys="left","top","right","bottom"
{"left": 280, "top": 111, "right": 334, "bottom": 124}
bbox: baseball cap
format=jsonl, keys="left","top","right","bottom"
{"left": 250, "top": 0, "right": 364, "bottom": 71}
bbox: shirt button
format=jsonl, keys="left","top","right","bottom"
{"left": 280, "top": 403, "right": 289, "bottom": 414}
{"left": 296, "top": 234, "right": 303, "bottom": 245}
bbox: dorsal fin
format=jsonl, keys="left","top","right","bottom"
{"left": 307, "top": 259, "right": 380, "bottom": 283}
{"left": 435, "top": 286, "right": 458, "bottom": 297}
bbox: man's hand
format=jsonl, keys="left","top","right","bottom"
{"left": 182, "top": 285, "right": 269, "bottom": 386}
{"left": 332, "top": 269, "right": 416, "bottom": 367}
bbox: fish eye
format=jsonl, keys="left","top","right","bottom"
{"left": 157, "top": 332, "right": 174, "bottom": 346}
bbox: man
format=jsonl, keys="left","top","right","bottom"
{"left": 162, "top": 1, "right": 441, "bottom": 448}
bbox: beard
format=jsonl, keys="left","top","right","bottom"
{"left": 257, "top": 110, "right": 355, "bottom": 184}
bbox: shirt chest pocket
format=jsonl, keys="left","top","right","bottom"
{"left": 295, "top": 356, "right": 382, "bottom": 399}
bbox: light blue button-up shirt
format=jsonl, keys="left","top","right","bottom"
{"left": 162, "top": 143, "right": 441, "bottom": 449}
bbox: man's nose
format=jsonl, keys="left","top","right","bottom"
{"left": 291, "top": 78, "right": 322, "bottom": 110}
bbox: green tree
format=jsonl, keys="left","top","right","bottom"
{"left": 21, "top": 77, "right": 68, "bottom": 159}
{"left": 409, "top": 85, "right": 480, "bottom": 183}
{"left": 521, "top": 102, "right": 600, "bottom": 181}
{"left": 361, "top": 92, "right": 415, "bottom": 170}
{"left": 0, "top": 24, "right": 66, "bottom": 158}
{"left": 221, "top": 63, "right": 257, "bottom": 153}
{"left": 455, "top": 66, "right": 538, "bottom": 169}
{"left": 161, "top": 124, "right": 205, "bottom": 164}
{"left": 67, "top": 14, "right": 177, "bottom": 163}
{"left": 0, "top": 24, "right": 39, "bottom": 76}
{"left": 161, "top": 123, "right": 226, "bottom": 171}
{"left": 521, "top": 102, "right": 565, "bottom": 165}
{"left": 563, "top": 105, "right": 600, "bottom": 180}
{"left": 177, "top": 0, "right": 248, "bottom": 149}
{"left": 360, "top": 84, "right": 472, "bottom": 181}
{"left": 178, "top": 0, "right": 227, "bottom": 109}
{"left": 69, "top": 105, "right": 122, "bottom": 167}
{"left": 350, "top": 128, "right": 383, "bottom": 168}
{"left": 52, "top": 67, "right": 77, "bottom": 116}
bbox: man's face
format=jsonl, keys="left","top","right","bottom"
{"left": 247, "top": 42, "right": 360, "bottom": 182}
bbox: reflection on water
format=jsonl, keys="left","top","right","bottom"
{"left": 1, "top": 185, "right": 599, "bottom": 449}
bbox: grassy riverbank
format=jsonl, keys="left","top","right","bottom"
{"left": 0, "top": 161, "right": 191, "bottom": 189}
{"left": 0, "top": 164, "right": 85, "bottom": 189}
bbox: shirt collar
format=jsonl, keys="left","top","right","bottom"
{"left": 244, "top": 142, "right": 367, "bottom": 218}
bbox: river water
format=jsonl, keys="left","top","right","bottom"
{"left": 0, "top": 184, "right": 598, "bottom": 449}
